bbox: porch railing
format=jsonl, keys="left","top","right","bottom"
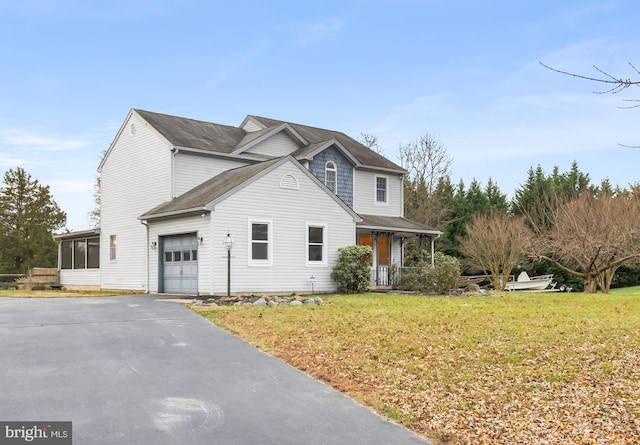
{"left": 370, "top": 266, "right": 391, "bottom": 287}
{"left": 371, "top": 266, "right": 430, "bottom": 289}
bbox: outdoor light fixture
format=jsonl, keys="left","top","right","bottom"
{"left": 150, "top": 241, "right": 157, "bottom": 250}
{"left": 198, "top": 236, "right": 204, "bottom": 245}
{"left": 223, "top": 232, "right": 234, "bottom": 297}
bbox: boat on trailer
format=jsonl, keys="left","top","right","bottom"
{"left": 503, "top": 271, "right": 554, "bottom": 291}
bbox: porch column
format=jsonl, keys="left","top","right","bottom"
{"left": 387, "top": 232, "right": 392, "bottom": 266}
{"left": 399, "top": 236, "right": 405, "bottom": 268}
{"left": 418, "top": 235, "right": 424, "bottom": 262}
{"left": 430, "top": 235, "right": 435, "bottom": 266}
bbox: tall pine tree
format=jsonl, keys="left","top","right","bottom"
{"left": 0, "top": 167, "right": 66, "bottom": 273}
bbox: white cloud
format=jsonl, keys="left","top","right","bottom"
{"left": 0, "top": 154, "right": 26, "bottom": 167}
{"left": 295, "top": 17, "right": 343, "bottom": 46}
{"left": 0, "top": 128, "right": 88, "bottom": 152}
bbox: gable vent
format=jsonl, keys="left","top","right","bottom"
{"left": 280, "top": 174, "right": 299, "bottom": 190}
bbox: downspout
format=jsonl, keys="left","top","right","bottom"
{"left": 171, "top": 149, "right": 177, "bottom": 198}
{"left": 141, "top": 219, "right": 149, "bottom": 294}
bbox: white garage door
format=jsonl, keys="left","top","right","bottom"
{"left": 162, "top": 233, "right": 198, "bottom": 294}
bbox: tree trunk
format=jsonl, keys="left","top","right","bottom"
{"left": 583, "top": 274, "right": 598, "bottom": 293}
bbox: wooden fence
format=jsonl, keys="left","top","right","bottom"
{"left": 0, "top": 268, "right": 61, "bottom": 290}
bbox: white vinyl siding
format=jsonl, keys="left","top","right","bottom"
{"left": 241, "top": 119, "right": 264, "bottom": 132}
{"left": 352, "top": 169, "right": 403, "bottom": 216}
{"left": 243, "top": 132, "right": 300, "bottom": 157}
{"left": 99, "top": 111, "right": 173, "bottom": 291}
{"left": 59, "top": 269, "right": 100, "bottom": 290}
{"left": 173, "top": 154, "right": 248, "bottom": 197}
{"left": 210, "top": 161, "right": 355, "bottom": 294}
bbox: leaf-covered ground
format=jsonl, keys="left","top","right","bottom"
{"left": 194, "top": 292, "right": 640, "bottom": 444}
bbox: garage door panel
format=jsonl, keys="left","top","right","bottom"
{"left": 162, "top": 234, "right": 198, "bottom": 294}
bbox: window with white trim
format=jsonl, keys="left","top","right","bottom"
{"left": 306, "top": 223, "right": 327, "bottom": 266}
{"left": 110, "top": 235, "right": 117, "bottom": 261}
{"left": 375, "top": 175, "right": 388, "bottom": 204}
{"left": 249, "top": 220, "right": 272, "bottom": 265}
{"left": 325, "top": 161, "right": 337, "bottom": 194}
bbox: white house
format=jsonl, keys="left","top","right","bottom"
{"left": 55, "top": 109, "right": 441, "bottom": 294}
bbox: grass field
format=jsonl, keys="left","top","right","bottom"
{"left": 194, "top": 291, "right": 640, "bottom": 444}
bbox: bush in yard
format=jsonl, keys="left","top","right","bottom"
{"left": 396, "top": 252, "right": 460, "bottom": 294}
{"left": 331, "top": 245, "right": 372, "bottom": 293}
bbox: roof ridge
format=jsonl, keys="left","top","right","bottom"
{"left": 250, "top": 115, "right": 343, "bottom": 135}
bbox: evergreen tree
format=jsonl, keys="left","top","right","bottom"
{"left": 0, "top": 167, "right": 67, "bottom": 273}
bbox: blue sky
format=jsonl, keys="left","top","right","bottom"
{"left": 1, "top": 0, "right": 639, "bottom": 231}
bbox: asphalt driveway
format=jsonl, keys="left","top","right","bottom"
{"left": 0, "top": 295, "right": 430, "bottom": 444}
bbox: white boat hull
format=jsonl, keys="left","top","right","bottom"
{"left": 504, "top": 273, "right": 554, "bottom": 291}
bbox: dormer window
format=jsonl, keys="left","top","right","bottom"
{"left": 325, "top": 161, "right": 337, "bottom": 194}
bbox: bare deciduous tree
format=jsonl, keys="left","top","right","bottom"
{"left": 88, "top": 175, "right": 100, "bottom": 228}
{"left": 399, "top": 134, "right": 452, "bottom": 195}
{"left": 540, "top": 62, "right": 640, "bottom": 100}
{"left": 358, "top": 132, "right": 384, "bottom": 154}
{"left": 459, "top": 210, "right": 530, "bottom": 291}
{"left": 399, "top": 134, "right": 453, "bottom": 228}
{"left": 540, "top": 62, "right": 640, "bottom": 146}
{"left": 527, "top": 192, "right": 640, "bottom": 293}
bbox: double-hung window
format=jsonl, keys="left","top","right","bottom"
{"left": 249, "top": 220, "right": 272, "bottom": 265}
{"left": 375, "top": 175, "right": 388, "bottom": 204}
{"left": 306, "top": 223, "right": 327, "bottom": 266}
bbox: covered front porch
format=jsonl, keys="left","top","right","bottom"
{"left": 356, "top": 215, "right": 442, "bottom": 287}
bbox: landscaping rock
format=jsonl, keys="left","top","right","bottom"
{"left": 193, "top": 294, "right": 325, "bottom": 307}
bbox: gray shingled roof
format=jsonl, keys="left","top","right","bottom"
{"left": 357, "top": 214, "right": 442, "bottom": 235}
{"left": 249, "top": 116, "right": 406, "bottom": 173}
{"left": 135, "top": 109, "right": 245, "bottom": 153}
{"left": 134, "top": 109, "right": 405, "bottom": 172}
{"left": 140, "top": 157, "right": 283, "bottom": 219}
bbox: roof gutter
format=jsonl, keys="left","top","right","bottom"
{"left": 139, "top": 207, "right": 209, "bottom": 222}
{"left": 172, "top": 146, "right": 268, "bottom": 163}
{"left": 354, "top": 165, "right": 408, "bottom": 175}
{"left": 357, "top": 224, "right": 442, "bottom": 236}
